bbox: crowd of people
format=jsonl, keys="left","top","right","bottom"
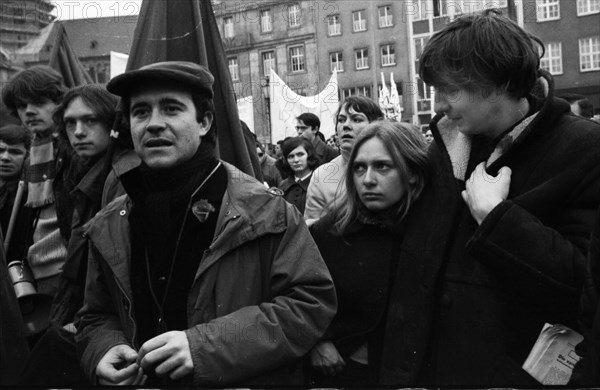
{"left": 1, "top": 10, "right": 599, "bottom": 388}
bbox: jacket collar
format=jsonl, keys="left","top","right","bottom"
{"left": 86, "top": 161, "right": 288, "bottom": 288}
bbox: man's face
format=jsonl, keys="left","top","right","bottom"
{"left": 336, "top": 105, "right": 370, "bottom": 155}
{"left": 16, "top": 99, "right": 59, "bottom": 134}
{"left": 129, "top": 86, "right": 211, "bottom": 169}
{"left": 64, "top": 97, "right": 111, "bottom": 161}
{"left": 433, "top": 86, "right": 508, "bottom": 138}
{"left": 296, "top": 120, "right": 316, "bottom": 142}
{"left": 0, "top": 140, "right": 27, "bottom": 180}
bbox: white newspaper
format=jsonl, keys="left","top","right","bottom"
{"left": 523, "top": 323, "right": 583, "bottom": 385}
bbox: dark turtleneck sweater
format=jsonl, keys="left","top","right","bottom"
{"left": 121, "top": 142, "right": 227, "bottom": 351}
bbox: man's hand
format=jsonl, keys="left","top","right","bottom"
{"left": 138, "top": 331, "right": 193, "bottom": 380}
{"left": 96, "top": 344, "right": 145, "bottom": 385}
{"left": 309, "top": 340, "right": 346, "bottom": 376}
{"left": 462, "top": 163, "right": 512, "bottom": 225}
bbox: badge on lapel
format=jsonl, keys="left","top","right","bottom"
{"left": 191, "top": 199, "right": 216, "bottom": 223}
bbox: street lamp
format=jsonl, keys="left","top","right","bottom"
{"left": 261, "top": 76, "right": 271, "bottom": 144}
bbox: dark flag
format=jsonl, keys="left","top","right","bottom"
{"left": 126, "top": 0, "right": 261, "bottom": 178}
{"left": 48, "top": 23, "right": 92, "bottom": 87}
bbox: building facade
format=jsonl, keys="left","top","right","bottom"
{"left": 524, "top": 0, "right": 600, "bottom": 115}
{"left": 0, "top": 0, "right": 55, "bottom": 53}
{"left": 315, "top": 1, "right": 412, "bottom": 122}
{"left": 215, "top": 0, "right": 320, "bottom": 143}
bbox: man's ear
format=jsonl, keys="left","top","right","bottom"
{"left": 313, "top": 126, "right": 319, "bottom": 134}
{"left": 198, "top": 112, "right": 214, "bottom": 137}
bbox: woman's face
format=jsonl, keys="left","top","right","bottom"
{"left": 352, "top": 137, "right": 406, "bottom": 213}
{"left": 286, "top": 145, "right": 310, "bottom": 177}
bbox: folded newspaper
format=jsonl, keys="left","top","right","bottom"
{"left": 522, "top": 323, "right": 583, "bottom": 385}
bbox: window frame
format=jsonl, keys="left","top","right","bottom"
{"left": 355, "top": 48, "right": 369, "bottom": 70}
{"left": 579, "top": 36, "right": 600, "bottom": 72}
{"left": 288, "top": 3, "right": 301, "bottom": 28}
{"left": 381, "top": 44, "right": 396, "bottom": 67}
{"left": 378, "top": 5, "right": 393, "bottom": 28}
{"left": 577, "top": 0, "right": 600, "bottom": 15}
{"left": 540, "top": 42, "right": 563, "bottom": 75}
{"left": 228, "top": 57, "right": 239, "bottom": 81}
{"left": 330, "top": 51, "right": 344, "bottom": 73}
{"left": 536, "top": 0, "right": 560, "bottom": 21}
{"left": 262, "top": 50, "right": 276, "bottom": 78}
{"left": 328, "top": 14, "right": 342, "bottom": 36}
{"left": 260, "top": 8, "right": 273, "bottom": 33}
{"left": 352, "top": 10, "right": 367, "bottom": 32}
{"left": 289, "top": 45, "right": 306, "bottom": 73}
{"left": 223, "top": 16, "right": 234, "bottom": 38}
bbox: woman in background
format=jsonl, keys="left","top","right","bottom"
{"left": 279, "top": 137, "right": 320, "bottom": 214}
{"left": 308, "top": 121, "right": 429, "bottom": 386}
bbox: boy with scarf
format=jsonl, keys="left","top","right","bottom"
{"left": 2, "top": 66, "right": 72, "bottom": 320}
{"left": 75, "top": 61, "right": 336, "bottom": 386}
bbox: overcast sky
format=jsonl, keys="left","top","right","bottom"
{"left": 51, "top": 1, "right": 142, "bottom": 20}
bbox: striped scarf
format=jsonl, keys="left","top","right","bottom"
{"left": 25, "top": 133, "right": 56, "bottom": 208}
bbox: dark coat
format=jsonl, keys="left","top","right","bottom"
{"left": 380, "top": 74, "right": 600, "bottom": 386}
{"left": 573, "top": 205, "right": 600, "bottom": 385}
{"left": 312, "top": 136, "right": 338, "bottom": 166}
{"left": 310, "top": 215, "right": 401, "bottom": 362}
{"left": 50, "top": 146, "right": 138, "bottom": 326}
{"left": 279, "top": 174, "right": 311, "bottom": 214}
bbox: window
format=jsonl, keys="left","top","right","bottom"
{"left": 414, "top": 36, "right": 429, "bottom": 61}
{"left": 580, "top": 36, "right": 600, "bottom": 71}
{"left": 577, "top": 0, "right": 600, "bottom": 15}
{"left": 540, "top": 42, "right": 562, "bottom": 75}
{"left": 416, "top": 78, "right": 432, "bottom": 112}
{"left": 537, "top": 0, "right": 560, "bottom": 21}
{"left": 328, "top": 14, "right": 341, "bottom": 36}
{"left": 260, "top": 9, "right": 272, "bottom": 32}
{"left": 289, "top": 45, "right": 305, "bottom": 72}
{"left": 223, "top": 16, "right": 234, "bottom": 38}
{"left": 412, "top": 0, "right": 449, "bottom": 21}
{"left": 412, "top": 0, "right": 428, "bottom": 21}
{"left": 262, "top": 51, "right": 275, "bottom": 77}
{"left": 381, "top": 44, "right": 395, "bottom": 66}
{"left": 341, "top": 86, "right": 371, "bottom": 99}
{"left": 288, "top": 4, "right": 301, "bottom": 27}
{"left": 228, "top": 57, "right": 239, "bottom": 81}
{"left": 379, "top": 5, "right": 393, "bottom": 27}
{"left": 355, "top": 48, "right": 369, "bottom": 70}
{"left": 352, "top": 10, "right": 367, "bottom": 32}
{"left": 330, "top": 52, "right": 343, "bottom": 72}
{"left": 433, "top": 0, "right": 449, "bottom": 17}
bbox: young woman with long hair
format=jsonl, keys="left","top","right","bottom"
{"left": 307, "top": 120, "right": 430, "bottom": 386}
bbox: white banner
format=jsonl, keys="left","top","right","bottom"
{"left": 269, "top": 69, "right": 339, "bottom": 143}
{"left": 110, "top": 51, "right": 129, "bottom": 79}
{"left": 236, "top": 97, "right": 254, "bottom": 133}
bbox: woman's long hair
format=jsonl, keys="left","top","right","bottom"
{"left": 332, "top": 120, "right": 430, "bottom": 236}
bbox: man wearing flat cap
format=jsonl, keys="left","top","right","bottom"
{"left": 74, "top": 61, "right": 336, "bottom": 386}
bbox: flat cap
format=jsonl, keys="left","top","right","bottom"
{"left": 107, "top": 61, "right": 214, "bottom": 98}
